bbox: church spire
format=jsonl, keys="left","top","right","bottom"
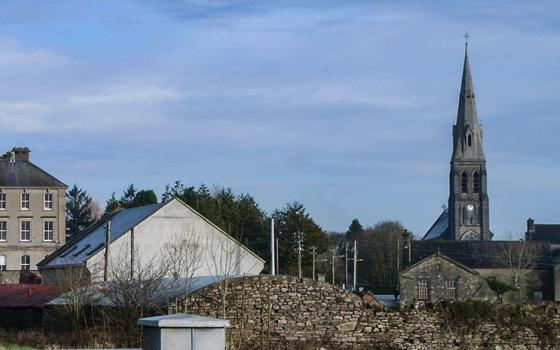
{"left": 456, "top": 43, "right": 479, "bottom": 127}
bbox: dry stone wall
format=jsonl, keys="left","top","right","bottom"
{"left": 179, "top": 275, "right": 560, "bottom": 349}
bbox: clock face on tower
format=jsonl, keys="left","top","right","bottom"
{"left": 466, "top": 204, "right": 474, "bottom": 211}
{"left": 461, "top": 231, "right": 479, "bottom": 241}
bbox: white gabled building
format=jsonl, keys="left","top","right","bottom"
{"left": 38, "top": 198, "right": 264, "bottom": 284}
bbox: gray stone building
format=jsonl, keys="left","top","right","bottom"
{"left": 423, "top": 44, "right": 492, "bottom": 241}
{"left": 0, "top": 147, "right": 67, "bottom": 283}
{"left": 399, "top": 252, "right": 496, "bottom": 306}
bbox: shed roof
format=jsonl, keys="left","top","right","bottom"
{"left": 0, "top": 159, "right": 66, "bottom": 188}
{"left": 0, "top": 284, "right": 60, "bottom": 308}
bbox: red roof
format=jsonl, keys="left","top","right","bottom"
{"left": 0, "top": 284, "right": 61, "bottom": 307}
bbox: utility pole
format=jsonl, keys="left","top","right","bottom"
{"left": 297, "top": 232, "right": 303, "bottom": 278}
{"left": 103, "top": 221, "right": 111, "bottom": 283}
{"left": 351, "top": 240, "right": 363, "bottom": 292}
{"left": 396, "top": 239, "right": 400, "bottom": 291}
{"left": 344, "top": 242, "right": 349, "bottom": 290}
{"left": 270, "top": 219, "right": 275, "bottom": 276}
{"left": 330, "top": 247, "right": 344, "bottom": 285}
{"left": 312, "top": 246, "right": 327, "bottom": 280}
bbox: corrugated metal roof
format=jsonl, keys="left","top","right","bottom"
{"left": 422, "top": 210, "right": 449, "bottom": 240}
{"left": 0, "top": 160, "right": 66, "bottom": 187}
{"left": 41, "top": 203, "right": 163, "bottom": 267}
{"left": 0, "top": 284, "right": 60, "bottom": 307}
{"left": 48, "top": 275, "right": 232, "bottom": 306}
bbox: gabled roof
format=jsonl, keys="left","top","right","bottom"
{"left": 405, "top": 240, "right": 554, "bottom": 270}
{"left": 39, "top": 198, "right": 266, "bottom": 268}
{"left": 0, "top": 159, "right": 66, "bottom": 188}
{"left": 400, "top": 251, "right": 479, "bottom": 277}
{"left": 422, "top": 209, "right": 449, "bottom": 240}
{"left": 38, "top": 203, "right": 163, "bottom": 267}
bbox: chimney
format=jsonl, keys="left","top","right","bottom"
{"left": 12, "top": 147, "right": 30, "bottom": 161}
{"left": 526, "top": 218, "right": 535, "bottom": 241}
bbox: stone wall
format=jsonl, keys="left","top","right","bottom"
{"left": 179, "top": 275, "right": 560, "bottom": 349}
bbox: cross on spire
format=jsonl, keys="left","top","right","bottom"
{"left": 463, "top": 32, "right": 470, "bottom": 48}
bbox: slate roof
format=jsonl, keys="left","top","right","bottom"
{"left": 422, "top": 210, "right": 449, "bottom": 240}
{"left": 38, "top": 203, "right": 163, "bottom": 267}
{"left": 405, "top": 240, "right": 554, "bottom": 270}
{"left": 0, "top": 159, "right": 66, "bottom": 188}
{"left": 532, "top": 224, "right": 560, "bottom": 244}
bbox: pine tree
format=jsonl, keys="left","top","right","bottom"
{"left": 119, "top": 184, "right": 137, "bottom": 208}
{"left": 346, "top": 218, "right": 364, "bottom": 240}
{"left": 104, "top": 192, "right": 120, "bottom": 215}
{"left": 66, "top": 184, "right": 94, "bottom": 239}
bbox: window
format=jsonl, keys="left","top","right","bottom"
{"left": 0, "top": 255, "right": 6, "bottom": 271}
{"left": 44, "top": 192, "right": 53, "bottom": 210}
{"left": 445, "top": 280, "right": 457, "bottom": 300}
{"left": 0, "top": 221, "right": 6, "bottom": 241}
{"left": 467, "top": 134, "right": 472, "bottom": 147}
{"left": 0, "top": 191, "right": 5, "bottom": 210}
{"left": 461, "top": 173, "right": 468, "bottom": 194}
{"left": 21, "top": 191, "right": 30, "bottom": 210}
{"left": 20, "top": 255, "right": 30, "bottom": 271}
{"left": 473, "top": 172, "right": 479, "bottom": 193}
{"left": 43, "top": 221, "right": 54, "bottom": 241}
{"left": 417, "top": 280, "right": 430, "bottom": 301}
{"left": 20, "top": 221, "right": 31, "bottom": 241}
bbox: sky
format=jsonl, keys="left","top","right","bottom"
{"left": 1, "top": 1, "right": 559, "bottom": 238}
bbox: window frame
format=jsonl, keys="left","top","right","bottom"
{"left": 445, "top": 280, "right": 458, "bottom": 300}
{"left": 461, "top": 173, "right": 468, "bottom": 194}
{"left": 20, "top": 220, "right": 31, "bottom": 242}
{"left": 43, "top": 220, "right": 54, "bottom": 241}
{"left": 21, "top": 191, "right": 30, "bottom": 210}
{"left": 417, "top": 280, "right": 430, "bottom": 301}
{"left": 44, "top": 192, "right": 53, "bottom": 210}
{"left": 0, "top": 221, "right": 6, "bottom": 241}
{"left": 0, "top": 191, "right": 5, "bottom": 210}
{"left": 20, "top": 255, "right": 30, "bottom": 271}
{"left": 0, "top": 255, "right": 6, "bottom": 271}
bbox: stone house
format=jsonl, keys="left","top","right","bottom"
{"left": 0, "top": 147, "right": 67, "bottom": 284}
{"left": 402, "top": 239, "right": 555, "bottom": 304}
{"left": 38, "top": 198, "right": 264, "bottom": 284}
{"left": 399, "top": 252, "right": 495, "bottom": 306}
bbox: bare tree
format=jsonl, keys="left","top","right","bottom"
{"left": 204, "top": 231, "right": 257, "bottom": 319}
{"left": 496, "top": 232, "right": 540, "bottom": 302}
{"left": 161, "top": 220, "right": 203, "bottom": 312}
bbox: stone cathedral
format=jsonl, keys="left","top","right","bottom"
{"left": 423, "top": 46, "right": 492, "bottom": 241}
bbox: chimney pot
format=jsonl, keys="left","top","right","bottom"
{"left": 12, "top": 147, "right": 30, "bottom": 162}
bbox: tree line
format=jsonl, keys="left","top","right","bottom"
{"left": 66, "top": 182, "right": 409, "bottom": 291}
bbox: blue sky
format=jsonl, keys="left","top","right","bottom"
{"left": 1, "top": 1, "right": 559, "bottom": 238}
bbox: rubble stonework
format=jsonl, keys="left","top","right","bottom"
{"left": 178, "top": 275, "right": 560, "bottom": 349}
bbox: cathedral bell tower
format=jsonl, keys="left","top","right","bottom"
{"left": 447, "top": 43, "right": 492, "bottom": 241}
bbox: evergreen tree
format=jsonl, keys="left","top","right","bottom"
{"left": 272, "top": 202, "right": 328, "bottom": 277}
{"left": 346, "top": 218, "right": 364, "bottom": 240}
{"left": 104, "top": 192, "right": 120, "bottom": 215}
{"left": 66, "top": 184, "right": 94, "bottom": 239}
{"left": 119, "top": 184, "right": 137, "bottom": 209}
{"left": 132, "top": 190, "right": 158, "bottom": 207}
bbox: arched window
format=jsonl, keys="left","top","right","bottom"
{"left": 467, "top": 134, "right": 472, "bottom": 147}
{"left": 21, "top": 255, "right": 30, "bottom": 271}
{"left": 461, "top": 173, "right": 467, "bottom": 193}
{"left": 473, "top": 172, "right": 480, "bottom": 193}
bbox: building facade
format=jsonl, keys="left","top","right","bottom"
{"left": 0, "top": 147, "right": 67, "bottom": 283}
{"left": 399, "top": 252, "right": 496, "bottom": 306}
{"left": 38, "top": 198, "right": 264, "bottom": 284}
{"left": 423, "top": 45, "right": 492, "bottom": 241}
